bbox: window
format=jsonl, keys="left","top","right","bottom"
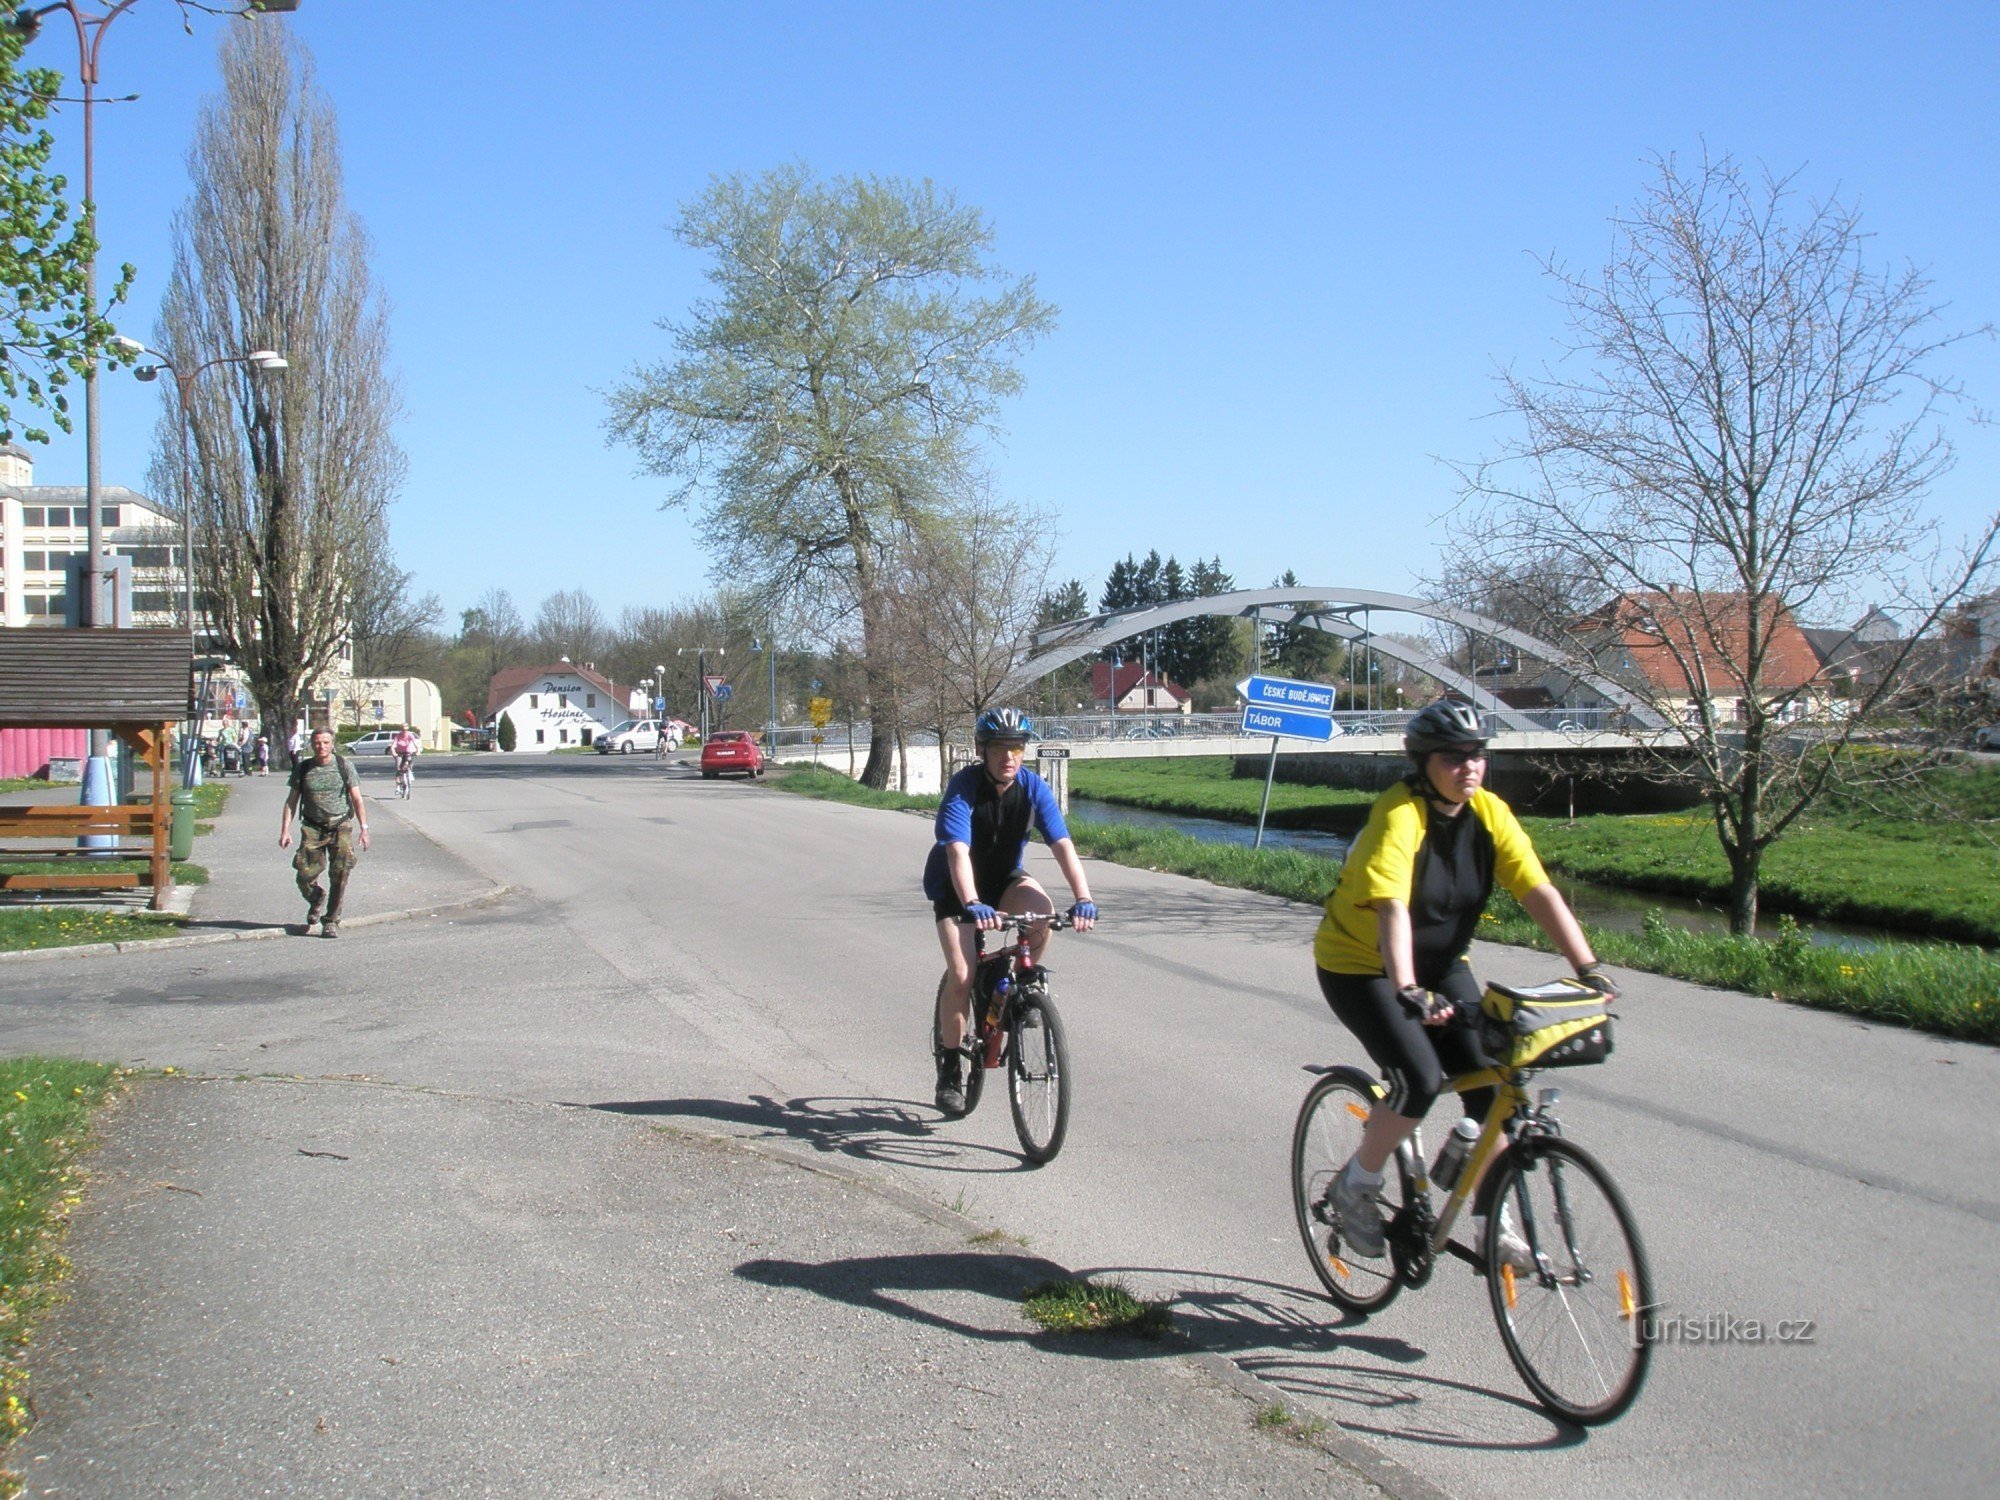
{"left": 131, "top": 592, "right": 176, "bottom": 614}
{"left": 22, "top": 507, "right": 43, "bottom": 526}
{"left": 45, "top": 507, "right": 69, "bottom": 528}
{"left": 586, "top": 693, "right": 596, "bottom": 708}
{"left": 115, "top": 546, "right": 172, "bottom": 568}
{"left": 101, "top": 506, "right": 118, "bottom": 527}
{"left": 559, "top": 728, "right": 570, "bottom": 744}
{"left": 559, "top": 693, "right": 569, "bottom": 708}
{"left": 370, "top": 699, "right": 385, "bottom": 719}
{"left": 23, "top": 550, "right": 44, "bottom": 570}
{"left": 535, "top": 729, "right": 545, "bottom": 744}
{"left": 529, "top": 694, "right": 539, "bottom": 709}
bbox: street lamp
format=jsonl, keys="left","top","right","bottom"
{"left": 110, "top": 335, "right": 287, "bottom": 785}
{"left": 752, "top": 637, "right": 778, "bottom": 754}
{"left": 4, "top": 0, "right": 302, "bottom": 632}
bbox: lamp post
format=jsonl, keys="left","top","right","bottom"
{"left": 111, "top": 336, "right": 286, "bottom": 784}
{"left": 752, "top": 637, "right": 778, "bottom": 754}
{"left": 3, "top": 0, "right": 302, "bottom": 630}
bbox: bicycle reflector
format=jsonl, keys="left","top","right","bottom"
{"left": 1618, "top": 1270, "right": 1637, "bottom": 1320}
{"left": 1502, "top": 1263, "right": 1518, "bottom": 1309}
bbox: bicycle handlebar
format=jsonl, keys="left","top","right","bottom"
{"left": 956, "top": 912, "right": 1081, "bottom": 932}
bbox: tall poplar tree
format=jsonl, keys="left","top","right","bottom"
{"left": 146, "top": 22, "right": 403, "bottom": 756}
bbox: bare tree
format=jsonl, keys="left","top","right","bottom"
{"left": 147, "top": 22, "right": 403, "bottom": 755}
{"left": 606, "top": 163, "right": 1056, "bottom": 787}
{"left": 1454, "top": 151, "right": 1998, "bottom": 933}
{"left": 887, "top": 489, "right": 1057, "bottom": 784}
{"left": 348, "top": 540, "right": 441, "bottom": 676}
{"left": 529, "top": 588, "right": 611, "bottom": 667}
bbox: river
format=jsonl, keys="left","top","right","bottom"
{"left": 1069, "top": 796, "right": 1911, "bottom": 951}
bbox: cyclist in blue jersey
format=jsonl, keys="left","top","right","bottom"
{"left": 924, "top": 707, "right": 1097, "bottom": 1115}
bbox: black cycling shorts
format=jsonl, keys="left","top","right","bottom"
{"left": 1316, "top": 962, "right": 1496, "bottom": 1122}
{"left": 932, "top": 868, "right": 1032, "bottom": 921}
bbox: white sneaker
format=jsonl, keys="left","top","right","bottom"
{"left": 1330, "top": 1168, "right": 1387, "bottom": 1258}
{"left": 1492, "top": 1201, "right": 1536, "bottom": 1272}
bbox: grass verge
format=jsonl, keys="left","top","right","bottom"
{"left": 0, "top": 909, "right": 190, "bottom": 954}
{"left": 1022, "top": 1278, "right": 1173, "bottom": 1339}
{"left": 1070, "top": 755, "right": 1375, "bottom": 831}
{"left": 772, "top": 763, "right": 938, "bottom": 812}
{"left": 0, "top": 1059, "right": 121, "bottom": 1477}
{"left": 773, "top": 766, "right": 2000, "bottom": 1044}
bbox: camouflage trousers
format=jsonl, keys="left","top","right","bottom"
{"left": 293, "top": 820, "right": 359, "bottom": 920}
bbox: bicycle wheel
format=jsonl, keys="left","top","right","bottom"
{"left": 1006, "top": 992, "right": 1070, "bottom": 1163}
{"left": 1484, "top": 1135, "right": 1653, "bottom": 1424}
{"left": 1291, "top": 1068, "right": 1404, "bottom": 1314}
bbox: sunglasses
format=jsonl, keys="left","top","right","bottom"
{"left": 1434, "top": 748, "right": 1487, "bottom": 767}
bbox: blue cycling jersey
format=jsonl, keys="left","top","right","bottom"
{"left": 922, "top": 765, "right": 1069, "bottom": 903}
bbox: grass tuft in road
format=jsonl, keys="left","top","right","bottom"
{"left": 1253, "top": 1401, "right": 1329, "bottom": 1440}
{"left": 1022, "top": 1277, "right": 1173, "bottom": 1339}
{"left": 0, "top": 1060, "right": 121, "bottom": 1472}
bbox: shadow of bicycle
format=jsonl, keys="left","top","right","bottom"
{"left": 586, "top": 1092, "right": 1035, "bottom": 1172}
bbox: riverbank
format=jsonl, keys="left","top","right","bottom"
{"left": 773, "top": 764, "right": 2000, "bottom": 1046}
{"left": 1070, "top": 756, "right": 2000, "bottom": 948}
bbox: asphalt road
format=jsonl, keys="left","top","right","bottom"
{"left": 6, "top": 752, "right": 1997, "bottom": 1498}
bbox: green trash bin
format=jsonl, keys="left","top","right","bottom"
{"left": 169, "top": 788, "right": 197, "bottom": 863}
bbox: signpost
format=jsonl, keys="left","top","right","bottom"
{"left": 1236, "top": 674, "right": 1339, "bottom": 847}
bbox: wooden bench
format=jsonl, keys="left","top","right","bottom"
{"left": 0, "top": 802, "right": 172, "bottom": 900}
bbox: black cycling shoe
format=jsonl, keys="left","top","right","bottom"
{"left": 934, "top": 1049, "right": 968, "bottom": 1116}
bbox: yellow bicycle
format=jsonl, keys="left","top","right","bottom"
{"left": 1291, "top": 976, "right": 1653, "bottom": 1424}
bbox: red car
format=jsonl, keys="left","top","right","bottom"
{"left": 699, "top": 730, "right": 764, "bottom": 779}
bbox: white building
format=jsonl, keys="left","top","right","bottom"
{"left": 0, "top": 443, "right": 187, "bottom": 629}
{"left": 485, "top": 660, "right": 629, "bottom": 751}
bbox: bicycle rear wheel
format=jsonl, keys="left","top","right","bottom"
{"left": 1291, "top": 1068, "right": 1405, "bottom": 1314}
{"left": 1484, "top": 1135, "right": 1653, "bottom": 1424}
{"left": 1006, "top": 992, "right": 1070, "bottom": 1163}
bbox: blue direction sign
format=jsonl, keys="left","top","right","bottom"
{"left": 1237, "top": 674, "right": 1337, "bottom": 714}
{"left": 1240, "top": 702, "right": 1336, "bottom": 741}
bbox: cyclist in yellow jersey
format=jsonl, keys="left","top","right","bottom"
{"left": 1314, "top": 699, "right": 1618, "bottom": 1258}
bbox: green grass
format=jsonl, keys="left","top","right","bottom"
{"left": 0, "top": 1059, "right": 121, "bottom": 1467}
{"left": 1254, "top": 1402, "right": 1329, "bottom": 1440}
{"left": 772, "top": 763, "right": 939, "bottom": 812}
{"left": 1070, "top": 755, "right": 1375, "bottom": 831}
{"left": 0, "top": 909, "right": 190, "bottom": 954}
{"left": 1022, "top": 1278, "right": 1173, "bottom": 1339}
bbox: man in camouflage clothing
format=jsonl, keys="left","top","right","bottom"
{"left": 279, "top": 727, "right": 371, "bottom": 937}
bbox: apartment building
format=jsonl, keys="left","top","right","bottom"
{"left": 0, "top": 443, "right": 188, "bottom": 629}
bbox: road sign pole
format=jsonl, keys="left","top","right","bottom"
{"left": 1255, "top": 736, "right": 1280, "bottom": 849}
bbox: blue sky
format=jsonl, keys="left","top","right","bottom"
{"left": 24, "top": 1, "right": 2000, "bottom": 633}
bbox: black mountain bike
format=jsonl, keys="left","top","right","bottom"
{"left": 937, "top": 912, "right": 1077, "bottom": 1164}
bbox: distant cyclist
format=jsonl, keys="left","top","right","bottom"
{"left": 923, "top": 707, "right": 1096, "bottom": 1115}
{"left": 391, "top": 724, "right": 420, "bottom": 796}
{"left": 1315, "top": 699, "right": 1616, "bottom": 1261}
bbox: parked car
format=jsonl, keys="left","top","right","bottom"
{"left": 1975, "top": 725, "right": 2000, "bottom": 752}
{"left": 596, "top": 718, "right": 675, "bottom": 754}
{"left": 700, "top": 730, "right": 764, "bottom": 779}
{"left": 346, "top": 729, "right": 401, "bottom": 755}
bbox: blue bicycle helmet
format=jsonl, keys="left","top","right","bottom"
{"left": 975, "top": 707, "right": 1037, "bottom": 746}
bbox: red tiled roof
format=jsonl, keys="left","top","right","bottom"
{"left": 1582, "top": 592, "right": 1824, "bottom": 696}
{"left": 1089, "top": 661, "right": 1190, "bottom": 703}
{"left": 485, "top": 662, "right": 627, "bottom": 720}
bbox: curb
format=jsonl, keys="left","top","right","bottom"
{"left": 0, "top": 884, "right": 518, "bottom": 965}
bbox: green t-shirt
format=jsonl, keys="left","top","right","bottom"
{"left": 290, "top": 754, "right": 359, "bottom": 828}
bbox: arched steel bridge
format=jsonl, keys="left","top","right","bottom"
{"left": 999, "top": 586, "right": 1666, "bottom": 736}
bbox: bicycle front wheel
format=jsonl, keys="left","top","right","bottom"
{"left": 1291, "top": 1068, "right": 1404, "bottom": 1314}
{"left": 1485, "top": 1135, "right": 1653, "bottom": 1424}
{"left": 1006, "top": 992, "right": 1070, "bottom": 1163}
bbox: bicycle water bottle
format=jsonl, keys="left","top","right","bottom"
{"left": 982, "top": 976, "right": 1010, "bottom": 1068}
{"left": 1431, "top": 1116, "right": 1481, "bottom": 1192}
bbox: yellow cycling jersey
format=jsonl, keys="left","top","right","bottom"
{"left": 1314, "top": 779, "right": 1549, "bottom": 978}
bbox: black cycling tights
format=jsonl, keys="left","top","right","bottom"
{"left": 1317, "top": 963, "right": 1496, "bottom": 1124}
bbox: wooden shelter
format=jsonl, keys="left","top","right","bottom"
{"left": 0, "top": 629, "right": 193, "bottom": 909}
